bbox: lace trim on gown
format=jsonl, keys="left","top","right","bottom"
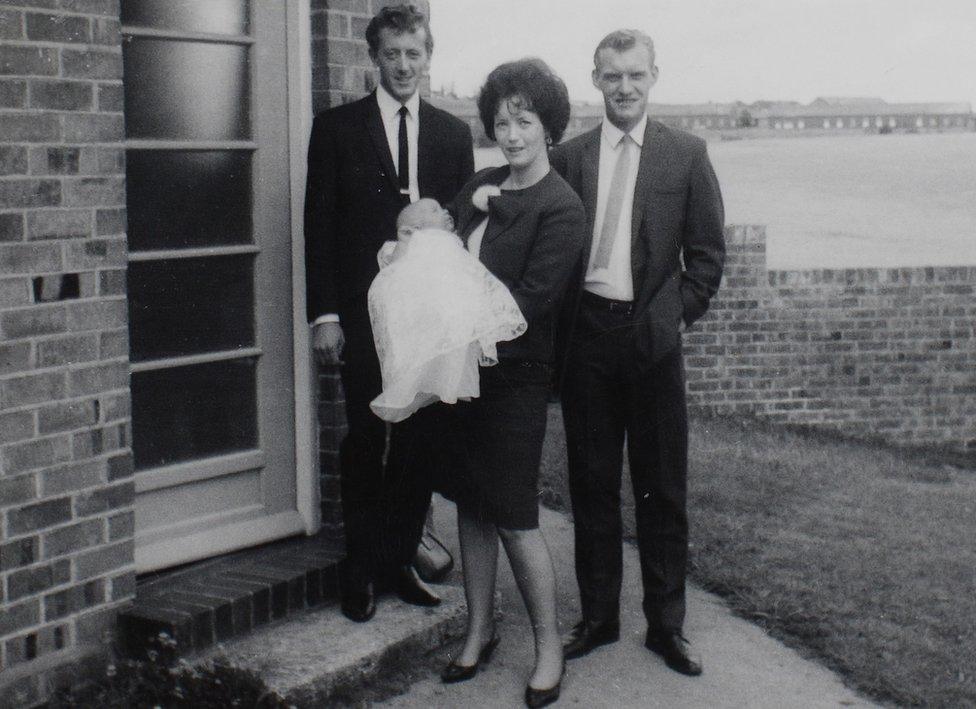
{"left": 367, "top": 228, "right": 526, "bottom": 421}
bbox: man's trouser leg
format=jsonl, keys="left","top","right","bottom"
{"left": 561, "top": 302, "right": 629, "bottom": 626}
{"left": 336, "top": 301, "right": 386, "bottom": 587}
{"left": 624, "top": 347, "right": 689, "bottom": 633}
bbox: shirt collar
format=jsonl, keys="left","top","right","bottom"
{"left": 376, "top": 83, "right": 420, "bottom": 122}
{"left": 601, "top": 113, "right": 648, "bottom": 148}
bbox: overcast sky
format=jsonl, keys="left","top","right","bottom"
{"left": 427, "top": 0, "right": 976, "bottom": 107}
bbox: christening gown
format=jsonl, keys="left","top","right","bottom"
{"left": 367, "top": 227, "right": 526, "bottom": 422}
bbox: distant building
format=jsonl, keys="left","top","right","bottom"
{"left": 810, "top": 96, "right": 886, "bottom": 107}
{"left": 429, "top": 93, "right": 976, "bottom": 141}
{"left": 756, "top": 98, "right": 974, "bottom": 132}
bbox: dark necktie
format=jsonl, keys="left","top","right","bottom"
{"left": 397, "top": 106, "right": 409, "bottom": 198}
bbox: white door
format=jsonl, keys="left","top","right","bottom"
{"left": 122, "top": 0, "right": 306, "bottom": 571}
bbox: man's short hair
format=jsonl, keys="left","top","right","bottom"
{"left": 593, "top": 29, "right": 656, "bottom": 69}
{"left": 365, "top": 4, "right": 433, "bottom": 56}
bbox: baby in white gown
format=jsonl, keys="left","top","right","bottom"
{"left": 368, "top": 199, "right": 527, "bottom": 422}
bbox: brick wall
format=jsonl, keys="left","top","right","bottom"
{"left": 309, "top": 0, "right": 430, "bottom": 114}
{"left": 308, "top": 0, "right": 430, "bottom": 536}
{"left": 0, "top": 1, "right": 134, "bottom": 706}
{"left": 685, "top": 225, "right": 976, "bottom": 457}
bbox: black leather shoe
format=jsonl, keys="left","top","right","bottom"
{"left": 524, "top": 661, "right": 564, "bottom": 708}
{"left": 562, "top": 619, "right": 620, "bottom": 660}
{"left": 441, "top": 634, "right": 500, "bottom": 683}
{"left": 395, "top": 565, "right": 441, "bottom": 607}
{"left": 645, "top": 631, "right": 703, "bottom": 676}
{"left": 340, "top": 581, "right": 376, "bottom": 623}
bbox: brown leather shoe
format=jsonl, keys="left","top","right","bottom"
{"left": 562, "top": 619, "right": 620, "bottom": 660}
{"left": 645, "top": 631, "right": 703, "bottom": 676}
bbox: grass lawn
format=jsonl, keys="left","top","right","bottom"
{"left": 539, "top": 408, "right": 976, "bottom": 708}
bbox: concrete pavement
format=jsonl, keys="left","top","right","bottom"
{"left": 378, "top": 496, "right": 880, "bottom": 709}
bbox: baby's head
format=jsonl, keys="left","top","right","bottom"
{"left": 396, "top": 198, "right": 455, "bottom": 239}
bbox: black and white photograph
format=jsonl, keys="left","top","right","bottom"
{"left": 1, "top": 1, "right": 974, "bottom": 706}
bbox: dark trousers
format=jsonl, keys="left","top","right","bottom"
{"left": 336, "top": 298, "right": 432, "bottom": 587}
{"left": 560, "top": 296, "right": 689, "bottom": 633}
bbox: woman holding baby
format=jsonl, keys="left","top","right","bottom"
{"left": 434, "top": 59, "right": 586, "bottom": 707}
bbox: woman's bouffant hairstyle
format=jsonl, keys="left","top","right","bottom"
{"left": 365, "top": 4, "right": 433, "bottom": 57}
{"left": 477, "top": 58, "right": 571, "bottom": 145}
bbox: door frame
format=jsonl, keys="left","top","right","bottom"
{"left": 288, "top": 0, "right": 319, "bottom": 535}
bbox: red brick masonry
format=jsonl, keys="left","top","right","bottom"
{"left": 685, "top": 225, "right": 976, "bottom": 456}
{"left": 1, "top": 2, "right": 132, "bottom": 705}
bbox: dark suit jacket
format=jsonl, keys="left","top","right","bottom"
{"left": 304, "top": 92, "right": 474, "bottom": 321}
{"left": 551, "top": 119, "right": 725, "bottom": 365}
{"left": 452, "top": 166, "right": 586, "bottom": 364}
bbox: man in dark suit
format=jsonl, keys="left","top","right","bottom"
{"left": 303, "top": 4, "right": 474, "bottom": 622}
{"left": 551, "top": 29, "right": 725, "bottom": 675}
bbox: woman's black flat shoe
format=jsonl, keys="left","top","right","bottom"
{"left": 441, "top": 635, "right": 501, "bottom": 683}
{"left": 524, "top": 662, "right": 564, "bottom": 708}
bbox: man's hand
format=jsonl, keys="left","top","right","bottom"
{"left": 312, "top": 321, "right": 345, "bottom": 366}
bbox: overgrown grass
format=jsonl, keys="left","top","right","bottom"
{"left": 540, "top": 408, "right": 976, "bottom": 708}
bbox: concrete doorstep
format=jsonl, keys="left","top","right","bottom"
{"left": 194, "top": 496, "right": 881, "bottom": 708}
{"left": 192, "top": 581, "right": 466, "bottom": 706}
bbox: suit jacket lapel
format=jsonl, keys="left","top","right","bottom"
{"left": 480, "top": 191, "right": 519, "bottom": 247}
{"left": 364, "top": 92, "right": 400, "bottom": 192}
{"left": 580, "top": 129, "right": 600, "bottom": 244}
{"left": 630, "top": 120, "right": 666, "bottom": 281}
{"left": 417, "top": 101, "right": 435, "bottom": 196}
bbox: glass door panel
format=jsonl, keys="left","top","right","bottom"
{"left": 123, "top": 0, "right": 300, "bottom": 571}
{"left": 125, "top": 151, "right": 253, "bottom": 250}
{"left": 122, "top": 39, "right": 250, "bottom": 141}
{"left": 121, "top": 0, "right": 249, "bottom": 36}
{"left": 130, "top": 358, "right": 258, "bottom": 469}
{"left": 127, "top": 255, "right": 255, "bottom": 362}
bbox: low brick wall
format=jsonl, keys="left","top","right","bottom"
{"left": 686, "top": 226, "right": 976, "bottom": 456}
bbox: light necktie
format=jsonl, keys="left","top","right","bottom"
{"left": 592, "top": 134, "right": 634, "bottom": 270}
{"left": 397, "top": 106, "right": 409, "bottom": 198}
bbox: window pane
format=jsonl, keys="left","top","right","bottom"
{"left": 132, "top": 358, "right": 257, "bottom": 470}
{"left": 126, "top": 150, "right": 251, "bottom": 250}
{"left": 123, "top": 38, "right": 249, "bottom": 141}
{"left": 122, "top": 0, "right": 249, "bottom": 36}
{"left": 128, "top": 256, "right": 254, "bottom": 362}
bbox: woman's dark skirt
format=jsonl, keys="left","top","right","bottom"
{"left": 406, "top": 359, "right": 551, "bottom": 530}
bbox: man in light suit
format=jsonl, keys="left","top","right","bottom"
{"left": 551, "top": 29, "right": 725, "bottom": 675}
{"left": 303, "top": 4, "right": 474, "bottom": 622}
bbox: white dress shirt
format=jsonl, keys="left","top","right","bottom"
{"left": 375, "top": 83, "right": 420, "bottom": 204}
{"left": 584, "top": 114, "right": 648, "bottom": 302}
{"left": 313, "top": 86, "right": 421, "bottom": 327}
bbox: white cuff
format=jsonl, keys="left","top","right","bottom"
{"left": 312, "top": 314, "right": 340, "bottom": 327}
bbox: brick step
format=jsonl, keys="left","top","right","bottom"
{"left": 193, "top": 584, "right": 467, "bottom": 705}
{"left": 118, "top": 532, "right": 344, "bottom": 659}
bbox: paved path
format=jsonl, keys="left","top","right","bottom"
{"left": 379, "top": 497, "right": 880, "bottom": 709}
